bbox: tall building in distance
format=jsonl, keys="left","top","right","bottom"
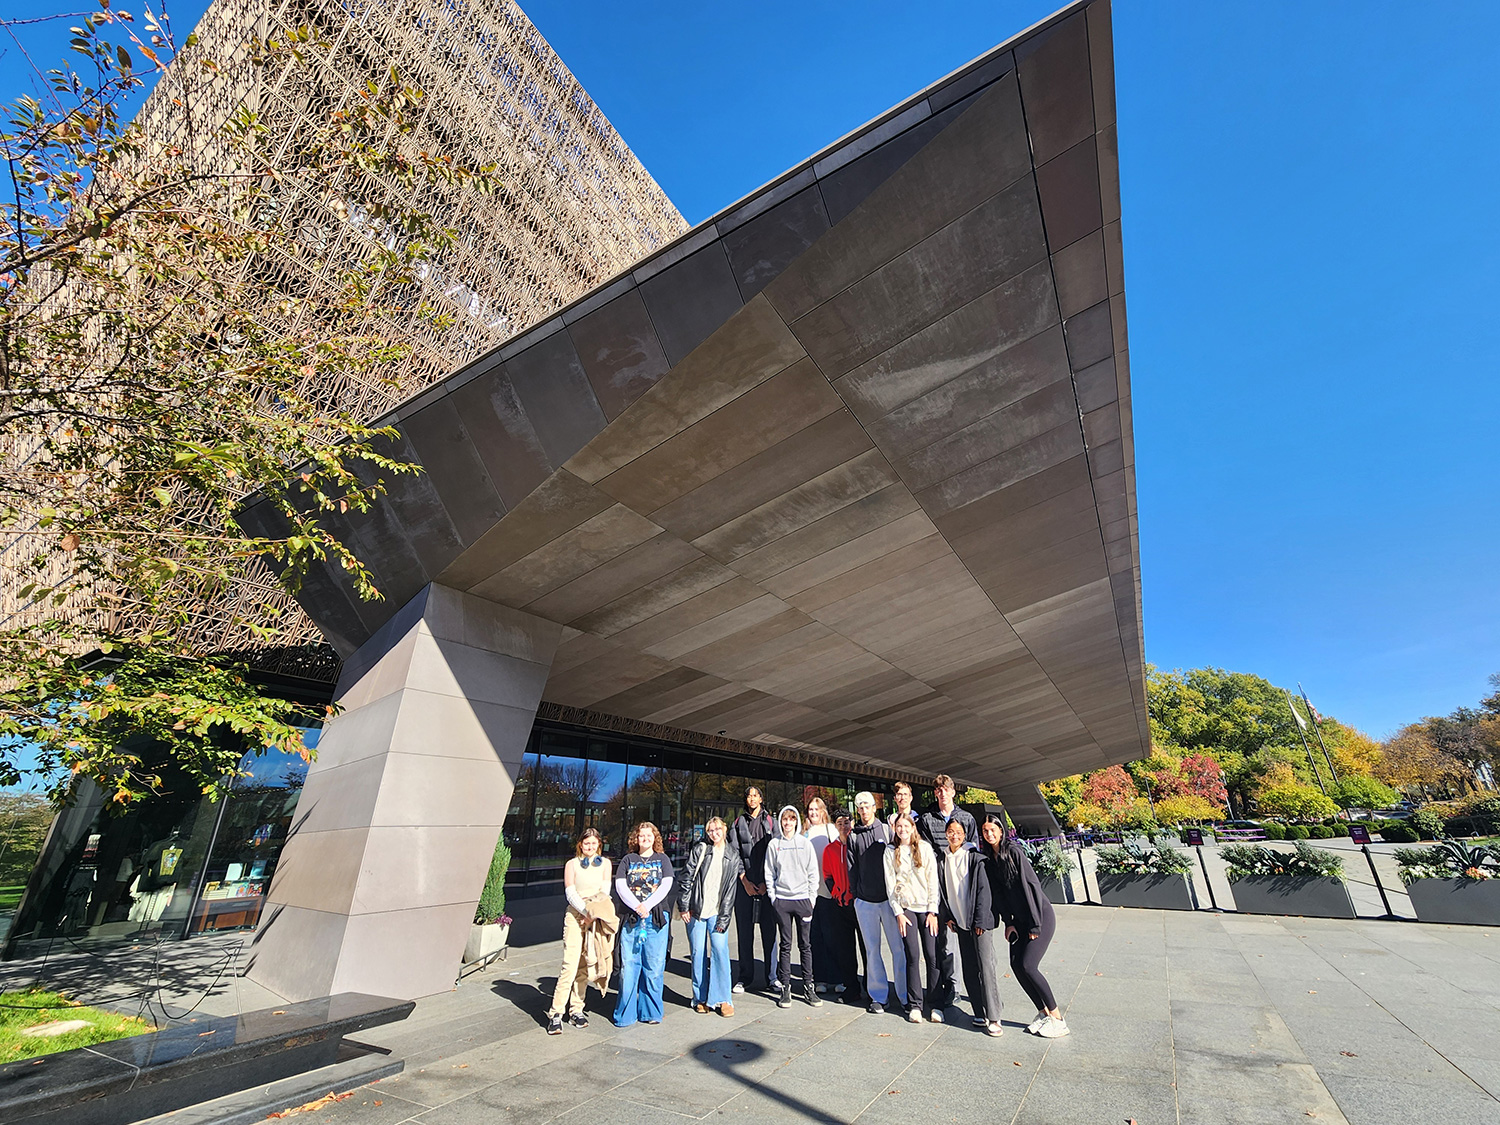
{"left": 139, "top": 0, "right": 687, "bottom": 666}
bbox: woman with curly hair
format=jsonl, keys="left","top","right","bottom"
{"left": 613, "top": 821, "right": 674, "bottom": 1027}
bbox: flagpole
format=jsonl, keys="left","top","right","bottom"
{"left": 1299, "top": 683, "right": 1339, "bottom": 782}
{"left": 1285, "top": 689, "right": 1328, "bottom": 795}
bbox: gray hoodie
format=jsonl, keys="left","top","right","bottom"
{"left": 765, "top": 806, "right": 819, "bottom": 903}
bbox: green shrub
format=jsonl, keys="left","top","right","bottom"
{"left": 1022, "top": 839, "right": 1076, "bottom": 881}
{"left": 474, "top": 837, "right": 512, "bottom": 925}
{"left": 1460, "top": 796, "right": 1500, "bottom": 834}
{"left": 1262, "top": 823, "right": 1286, "bottom": 841}
{"left": 1411, "top": 808, "right": 1444, "bottom": 840}
{"left": 1308, "top": 825, "right": 1332, "bottom": 839}
{"left": 1221, "top": 841, "right": 1346, "bottom": 881}
{"left": 1288, "top": 825, "right": 1311, "bottom": 840}
{"left": 1095, "top": 841, "right": 1194, "bottom": 876}
{"left": 1379, "top": 822, "right": 1418, "bottom": 843}
{"left": 1392, "top": 840, "right": 1500, "bottom": 885}
{"left": 1444, "top": 816, "right": 1478, "bottom": 838}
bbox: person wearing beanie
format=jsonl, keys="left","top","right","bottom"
{"left": 765, "top": 805, "right": 822, "bottom": 1008}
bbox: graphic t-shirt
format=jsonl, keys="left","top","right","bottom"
{"left": 619, "top": 851, "right": 674, "bottom": 915}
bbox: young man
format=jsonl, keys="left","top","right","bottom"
{"left": 848, "top": 791, "right": 907, "bottom": 1014}
{"left": 730, "top": 786, "right": 778, "bottom": 993}
{"left": 765, "top": 806, "right": 822, "bottom": 1008}
{"left": 886, "top": 781, "right": 916, "bottom": 831}
{"left": 820, "top": 812, "right": 862, "bottom": 1001}
{"left": 919, "top": 774, "right": 978, "bottom": 1009}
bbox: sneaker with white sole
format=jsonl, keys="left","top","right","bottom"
{"left": 985, "top": 1021, "right": 1004, "bottom": 1037}
{"left": 906, "top": 1008, "right": 922, "bottom": 1024}
{"left": 1036, "top": 1015, "right": 1070, "bottom": 1038}
{"left": 929, "top": 1009, "right": 943, "bottom": 1024}
{"left": 732, "top": 982, "right": 746, "bottom": 994}
{"left": 1026, "top": 1010, "right": 1048, "bottom": 1034}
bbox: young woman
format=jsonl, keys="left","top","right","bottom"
{"left": 547, "top": 828, "right": 614, "bottom": 1035}
{"left": 884, "top": 813, "right": 940, "bottom": 1023}
{"left": 819, "top": 812, "right": 862, "bottom": 1001}
{"left": 803, "top": 797, "right": 839, "bottom": 994}
{"left": 980, "top": 817, "right": 1067, "bottom": 1038}
{"left": 937, "top": 818, "right": 1002, "bottom": 1037}
{"left": 765, "top": 805, "right": 822, "bottom": 1008}
{"left": 678, "top": 817, "right": 743, "bottom": 1017}
{"left": 613, "top": 821, "right": 674, "bottom": 1028}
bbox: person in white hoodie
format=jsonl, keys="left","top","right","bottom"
{"left": 884, "top": 813, "right": 941, "bottom": 1023}
{"left": 765, "top": 805, "right": 823, "bottom": 1009}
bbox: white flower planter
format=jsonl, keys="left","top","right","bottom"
{"left": 464, "top": 921, "right": 510, "bottom": 963}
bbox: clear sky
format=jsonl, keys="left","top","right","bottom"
{"left": 3, "top": 0, "right": 1496, "bottom": 740}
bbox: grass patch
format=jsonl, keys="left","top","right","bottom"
{"left": 0, "top": 990, "right": 155, "bottom": 1060}
{"left": 0, "top": 885, "right": 27, "bottom": 911}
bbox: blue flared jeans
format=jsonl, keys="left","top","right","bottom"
{"left": 613, "top": 915, "right": 669, "bottom": 1026}
{"left": 686, "top": 913, "right": 732, "bottom": 1008}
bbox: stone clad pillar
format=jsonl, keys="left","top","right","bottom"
{"left": 246, "top": 584, "right": 560, "bottom": 1001}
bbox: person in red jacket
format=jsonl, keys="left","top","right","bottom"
{"left": 819, "top": 811, "right": 862, "bottom": 1002}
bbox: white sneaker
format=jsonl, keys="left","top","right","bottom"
{"left": 816, "top": 983, "right": 828, "bottom": 994}
{"left": 906, "top": 1008, "right": 922, "bottom": 1024}
{"left": 985, "top": 1021, "right": 1004, "bottom": 1037}
{"left": 732, "top": 983, "right": 745, "bottom": 994}
{"left": 1036, "top": 1016, "right": 1070, "bottom": 1038}
{"left": 834, "top": 984, "right": 846, "bottom": 995}
{"left": 1026, "top": 1010, "right": 1048, "bottom": 1034}
{"left": 767, "top": 978, "right": 781, "bottom": 992}
{"left": 929, "top": 1009, "right": 943, "bottom": 1024}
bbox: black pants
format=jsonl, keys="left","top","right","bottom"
{"left": 819, "top": 898, "right": 860, "bottom": 995}
{"left": 935, "top": 924, "right": 958, "bottom": 1006}
{"left": 1009, "top": 911, "right": 1057, "bottom": 1011}
{"left": 955, "top": 926, "right": 1002, "bottom": 1021}
{"left": 773, "top": 898, "right": 814, "bottom": 991}
{"left": 898, "top": 910, "right": 939, "bottom": 1014}
{"left": 810, "top": 895, "right": 836, "bottom": 984}
{"left": 735, "top": 882, "right": 778, "bottom": 987}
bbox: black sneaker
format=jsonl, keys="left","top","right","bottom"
{"left": 804, "top": 985, "right": 824, "bottom": 1008}
{"left": 546, "top": 1013, "right": 563, "bottom": 1035}
{"left": 570, "top": 1013, "right": 589, "bottom": 1029}
{"left": 866, "top": 1000, "right": 884, "bottom": 1015}
{"left": 778, "top": 983, "right": 793, "bottom": 1009}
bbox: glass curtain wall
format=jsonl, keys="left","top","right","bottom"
{"left": 503, "top": 722, "right": 899, "bottom": 899}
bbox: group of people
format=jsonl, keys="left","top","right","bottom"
{"left": 543, "top": 775, "right": 1067, "bottom": 1040}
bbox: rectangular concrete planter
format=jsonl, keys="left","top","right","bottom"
{"left": 463, "top": 922, "right": 510, "bottom": 963}
{"left": 1040, "top": 875, "right": 1076, "bottom": 905}
{"left": 1405, "top": 878, "right": 1500, "bottom": 925}
{"left": 1097, "top": 872, "right": 1198, "bottom": 911}
{"left": 1229, "top": 876, "right": 1355, "bottom": 918}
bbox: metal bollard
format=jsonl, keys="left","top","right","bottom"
{"left": 1362, "top": 844, "right": 1400, "bottom": 920}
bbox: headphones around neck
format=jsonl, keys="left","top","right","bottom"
{"left": 579, "top": 855, "right": 603, "bottom": 868}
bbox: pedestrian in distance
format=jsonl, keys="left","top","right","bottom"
{"left": 849, "top": 791, "right": 907, "bottom": 1013}
{"left": 885, "top": 813, "right": 941, "bottom": 1023}
{"left": 919, "top": 774, "right": 977, "bottom": 1009}
{"left": 980, "top": 817, "right": 1068, "bottom": 1038}
{"left": 678, "top": 816, "right": 742, "bottom": 1017}
{"left": 937, "top": 818, "right": 1003, "bottom": 1036}
{"left": 613, "top": 822, "right": 674, "bottom": 1028}
{"left": 546, "top": 828, "right": 615, "bottom": 1035}
{"left": 730, "top": 787, "right": 778, "bottom": 994}
{"left": 803, "top": 796, "right": 839, "bottom": 994}
{"left": 820, "top": 811, "right": 863, "bottom": 1001}
{"left": 766, "top": 805, "right": 823, "bottom": 1008}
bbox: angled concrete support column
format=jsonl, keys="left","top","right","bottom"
{"left": 996, "top": 784, "right": 1063, "bottom": 838}
{"left": 246, "top": 584, "right": 560, "bottom": 1001}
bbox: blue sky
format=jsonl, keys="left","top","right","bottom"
{"left": 3, "top": 1, "right": 1496, "bottom": 739}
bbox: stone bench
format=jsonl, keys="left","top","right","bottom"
{"left": 0, "top": 992, "right": 413, "bottom": 1125}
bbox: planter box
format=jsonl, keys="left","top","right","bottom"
{"left": 1097, "top": 872, "right": 1198, "bottom": 911}
{"left": 1229, "top": 876, "right": 1355, "bottom": 919}
{"left": 1040, "top": 875, "right": 1076, "bottom": 905}
{"left": 463, "top": 921, "right": 510, "bottom": 963}
{"left": 1405, "top": 878, "right": 1500, "bottom": 926}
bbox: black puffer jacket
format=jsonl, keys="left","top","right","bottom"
{"left": 677, "top": 839, "right": 743, "bottom": 929}
{"left": 730, "top": 809, "right": 774, "bottom": 884}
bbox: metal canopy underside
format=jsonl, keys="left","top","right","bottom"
{"left": 244, "top": 0, "right": 1145, "bottom": 789}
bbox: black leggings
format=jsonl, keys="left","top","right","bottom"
{"left": 898, "top": 910, "right": 939, "bottom": 1013}
{"left": 1009, "top": 909, "right": 1056, "bottom": 1011}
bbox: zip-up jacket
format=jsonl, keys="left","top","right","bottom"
{"left": 847, "top": 819, "right": 892, "bottom": 903}
{"left": 678, "top": 838, "right": 743, "bottom": 926}
{"left": 730, "top": 808, "right": 774, "bottom": 884}
{"left": 918, "top": 805, "right": 979, "bottom": 849}
{"left": 766, "top": 807, "right": 819, "bottom": 903}
{"left": 937, "top": 846, "right": 992, "bottom": 931}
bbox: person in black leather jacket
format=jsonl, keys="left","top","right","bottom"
{"left": 730, "top": 787, "right": 778, "bottom": 992}
{"left": 679, "top": 817, "right": 744, "bottom": 1016}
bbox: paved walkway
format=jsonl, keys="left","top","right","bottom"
{"left": 273, "top": 905, "right": 1497, "bottom": 1125}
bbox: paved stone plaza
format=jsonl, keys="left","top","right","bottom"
{"left": 223, "top": 904, "right": 1499, "bottom": 1125}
